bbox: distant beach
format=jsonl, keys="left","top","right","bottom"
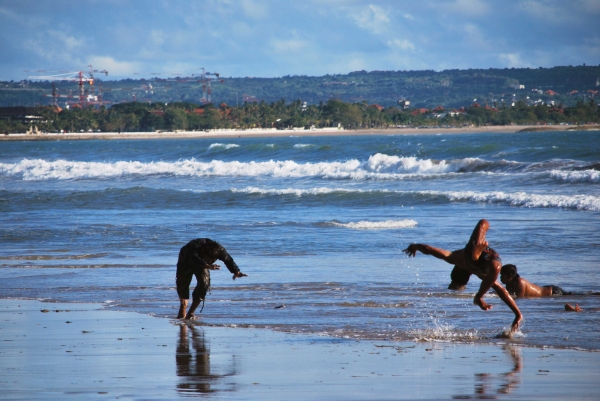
{"left": 2, "top": 124, "right": 598, "bottom": 142}
{"left": 0, "top": 124, "right": 557, "bottom": 141}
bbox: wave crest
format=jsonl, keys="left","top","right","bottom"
{"left": 330, "top": 219, "right": 418, "bottom": 230}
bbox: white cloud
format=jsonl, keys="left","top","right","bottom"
{"left": 240, "top": 0, "right": 269, "bottom": 19}
{"left": 387, "top": 39, "right": 415, "bottom": 51}
{"left": 450, "top": 0, "right": 490, "bottom": 17}
{"left": 48, "top": 30, "right": 84, "bottom": 51}
{"left": 460, "top": 23, "right": 493, "bottom": 51}
{"left": 270, "top": 39, "right": 309, "bottom": 54}
{"left": 149, "top": 30, "right": 165, "bottom": 46}
{"left": 498, "top": 53, "right": 529, "bottom": 68}
{"left": 87, "top": 56, "right": 139, "bottom": 77}
{"left": 349, "top": 4, "right": 390, "bottom": 35}
{"left": 518, "top": 0, "right": 568, "bottom": 23}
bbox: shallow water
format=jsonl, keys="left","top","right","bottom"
{"left": 1, "top": 131, "right": 599, "bottom": 350}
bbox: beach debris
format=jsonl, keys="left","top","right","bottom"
{"left": 40, "top": 309, "right": 50, "bottom": 313}
{"left": 275, "top": 304, "right": 286, "bottom": 309}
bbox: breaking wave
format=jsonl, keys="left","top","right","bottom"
{"left": 231, "top": 187, "right": 599, "bottom": 211}
{"left": 330, "top": 219, "right": 418, "bottom": 230}
{"left": 208, "top": 143, "right": 240, "bottom": 150}
{"left": 549, "top": 169, "right": 600, "bottom": 183}
{"left": 0, "top": 154, "right": 521, "bottom": 181}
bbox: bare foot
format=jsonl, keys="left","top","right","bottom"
{"left": 565, "top": 303, "right": 582, "bottom": 312}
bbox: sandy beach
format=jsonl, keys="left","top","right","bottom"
{"left": 1, "top": 299, "right": 598, "bottom": 400}
{"left": 0, "top": 125, "right": 547, "bottom": 141}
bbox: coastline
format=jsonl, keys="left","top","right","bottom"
{"left": 0, "top": 124, "right": 566, "bottom": 141}
{"left": 1, "top": 299, "right": 599, "bottom": 400}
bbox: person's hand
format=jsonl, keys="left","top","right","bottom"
{"left": 474, "top": 295, "right": 493, "bottom": 311}
{"left": 233, "top": 271, "right": 248, "bottom": 280}
{"left": 209, "top": 264, "right": 221, "bottom": 270}
{"left": 402, "top": 244, "right": 418, "bottom": 257}
{"left": 511, "top": 314, "right": 523, "bottom": 332}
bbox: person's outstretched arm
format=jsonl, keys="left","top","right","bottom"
{"left": 403, "top": 244, "right": 457, "bottom": 264}
{"left": 491, "top": 282, "right": 523, "bottom": 332}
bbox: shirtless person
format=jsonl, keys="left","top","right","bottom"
{"left": 176, "top": 238, "right": 247, "bottom": 320}
{"left": 403, "top": 219, "right": 523, "bottom": 332}
{"left": 500, "top": 264, "right": 573, "bottom": 297}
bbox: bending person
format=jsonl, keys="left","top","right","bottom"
{"left": 403, "top": 219, "right": 523, "bottom": 332}
{"left": 176, "top": 238, "right": 247, "bottom": 320}
{"left": 500, "top": 264, "right": 573, "bottom": 297}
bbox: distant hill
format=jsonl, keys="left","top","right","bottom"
{"left": 1, "top": 65, "right": 599, "bottom": 109}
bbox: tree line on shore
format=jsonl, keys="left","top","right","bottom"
{"left": 2, "top": 98, "right": 599, "bottom": 134}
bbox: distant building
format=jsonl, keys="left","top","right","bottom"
{"left": 0, "top": 107, "right": 48, "bottom": 123}
{"left": 410, "top": 108, "right": 429, "bottom": 116}
{"left": 398, "top": 100, "right": 410, "bottom": 110}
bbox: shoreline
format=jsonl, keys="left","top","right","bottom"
{"left": 1, "top": 298, "right": 599, "bottom": 400}
{"left": 0, "top": 124, "right": 588, "bottom": 141}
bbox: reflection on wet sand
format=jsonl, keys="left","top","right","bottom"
{"left": 453, "top": 345, "right": 522, "bottom": 399}
{"left": 176, "top": 323, "right": 237, "bottom": 395}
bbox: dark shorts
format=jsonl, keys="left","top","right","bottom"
{"left": 464, "top": 242, "right": 501, "bottom": 275}
{"left": 543, "top": 285, "right": 572, "bottom": 296}
{"left": 176, "top": 268, "right": 211, "bottom": 301}
{"left": 450, "top": 265, "right": 472, "bottom": 287}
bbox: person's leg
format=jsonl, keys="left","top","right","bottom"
{"left": 185, "top": 269, "right": 211, "bottom": 320}
{"left": 176, "top": 269, "right": 193, "bottom": 319}
{"left": 178, "top": 298, "right": 188, "bottom": 319}
{"left": 466, "top": 219, "right": 490, "bottom": 262}
{"left": 185, "top": 298, "right": 202, "bottom": 319}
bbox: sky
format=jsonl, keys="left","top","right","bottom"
{"left": 1, "top": 0, "right": 599, "bottom": 81}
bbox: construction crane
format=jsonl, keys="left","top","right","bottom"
{"left": 28, "top": 65, "right": 108, "bottom": 107}
{"left": 192, "top": 68, "right": 224, "bottom": 104}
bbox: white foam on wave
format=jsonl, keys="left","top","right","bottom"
{"left": 231, "top": 186, "right": 363, "bottom": 196}
{"left": 550, "top": 169, "right": 600, "bottom": 183}
{"left": 331, "top": 219, "right": 418, "bottom": 230}
{"left": 293, "top": 144, "right": 316, "bottom": 148}
{"left": 432, "top": 190, "right": 600, "bottom": 212}
{"left": 0, "top": 154, "right": 489, "bottom": 181}
{"left": 233, "top": 186, "right": 599, "bottom": 211}
{"left": 208, "top": 143, "right": 240, "bottom": 150}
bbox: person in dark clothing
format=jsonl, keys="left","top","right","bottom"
{"left": 403, "top": 219, "right": 523, "bottom": 332}
{"left": 176, "top": 238, "right": 247, "bottom": 320}
{"left": 500, "top": 264, "right": 573, "bottom": 297}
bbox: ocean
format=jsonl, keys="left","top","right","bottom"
{"left": 1, "top": 130, "right": 599, "bottom": 351}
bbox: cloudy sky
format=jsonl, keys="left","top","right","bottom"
{"left": 1, "top": 0, "right": 599, "bottom": 81}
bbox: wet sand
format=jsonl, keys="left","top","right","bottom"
{"left": 1, "top": 299, "right": 598, "bottom": 400}
{"left": 0, "top": 125, "right": 539, "bottom": 141}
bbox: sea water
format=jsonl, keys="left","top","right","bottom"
{"left": 0, "top": 130, "right": 598, "bottom": 350}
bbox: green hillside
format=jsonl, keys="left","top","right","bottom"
{"left": 1, "top": 65, "right": 599, "bottom": 109}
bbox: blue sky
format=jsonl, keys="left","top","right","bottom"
{"left": 1, "top": 0, "right": 599, "bottom": 81}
